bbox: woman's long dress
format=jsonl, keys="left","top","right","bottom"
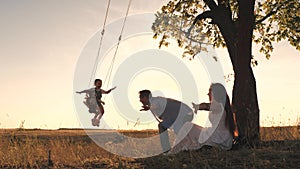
{"left": 170, "top": 101, "right": 233, "bottom": 154}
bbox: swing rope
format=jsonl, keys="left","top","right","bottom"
{"left": 103, "top": 0, "right": 132, "bottom": 89}
{"left": 89, "top": 0, "right": 112, "bottom": 87}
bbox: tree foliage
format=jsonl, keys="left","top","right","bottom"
{"left": 152, "top": 0, "right": 299, "bottom": 61}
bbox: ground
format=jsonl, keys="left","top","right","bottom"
{"left": 0, "top": 127, "right": 299, "bottom": 168}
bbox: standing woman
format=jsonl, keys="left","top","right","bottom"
{"left": 170, "top": 83, "right": 236, "bottom": 153}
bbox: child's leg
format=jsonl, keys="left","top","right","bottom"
{"left": 97, "top": 104, "right": 104, "bottom": 120}
{"left": 93, "top": 112, "right": 98, "bottom": 119}
{"left": 92, "top": 105, "right": 103, "bottom": 127}
{"left": 91, "top": 113, "right": 98, "bottom": 126}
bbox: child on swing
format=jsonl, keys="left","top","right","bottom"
{"left": 76, "top": 79, "right": 116, "bottom": 126}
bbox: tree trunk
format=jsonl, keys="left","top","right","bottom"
{"left": 232, "top": 0, "right": 260, "bottom": 146}
{"left": 203, "top": 0, "right": 260, "bottom": 145}
{"left": 233, "top": 66, "right": 260, "bottom": 146}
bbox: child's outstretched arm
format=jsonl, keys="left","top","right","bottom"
{"left": 101, "top": 86, "right": 117, "bottom": 94}
{"left": 76, "top": 89, "right": 89, "bottom": 94}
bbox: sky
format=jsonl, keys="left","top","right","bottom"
{"left": 0, "top": 0, "right": 299, "bottom": 129}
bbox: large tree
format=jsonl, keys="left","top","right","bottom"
{"left": 152, "top": 0, "right": 299, "bottom": 145}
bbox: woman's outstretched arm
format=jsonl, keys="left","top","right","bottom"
{"left": 192, "top": 102, "right": 210, "bottom": 113}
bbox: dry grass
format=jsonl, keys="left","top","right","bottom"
{"left": 260, "top": 126, "right": 299, "bottom": 141}
{"left": 0, "top": 127, "right": 299, "bottom": 169}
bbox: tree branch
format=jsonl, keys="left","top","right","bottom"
{"left": 217, "top": 0, "right": 233, "bottom": 19}
{"left": 174, "top": 0, "right": 182, "bottom": 11}
{"left": 203, "top": 0, "right": 218, "bottom": 11}
{"left": 193, "top": 11, "right": 214, "bottom": 25}
{"left": 188, "top": 11, "right": 214, "bottom": 33}
{"left": 255, "top": 3, "right": 283, "bottom": 25}
{"left": 255, "top": 10, "right": 277, "bottom": 25}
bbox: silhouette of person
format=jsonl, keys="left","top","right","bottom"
{"left": 77, "top": 79, "right": 116, "bottom": 126}
{"left": 139, "top": 90, "right": 194, "bottom": 152}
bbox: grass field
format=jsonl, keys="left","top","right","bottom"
{"left": 0, "top": 126, "right": 299, "bottom": 169}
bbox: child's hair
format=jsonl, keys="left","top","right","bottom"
{"left": 94, "top": 79, "right": 102, "bottom": 85}
{"left": 139, "top": 90, "right": 152, "bottom": 98}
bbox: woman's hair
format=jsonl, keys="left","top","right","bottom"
{"left": 94, "top": 79, "right": 102, "bottom": 85}
{"left": 210, "top": 83, "right": 235, "bottom": 136}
